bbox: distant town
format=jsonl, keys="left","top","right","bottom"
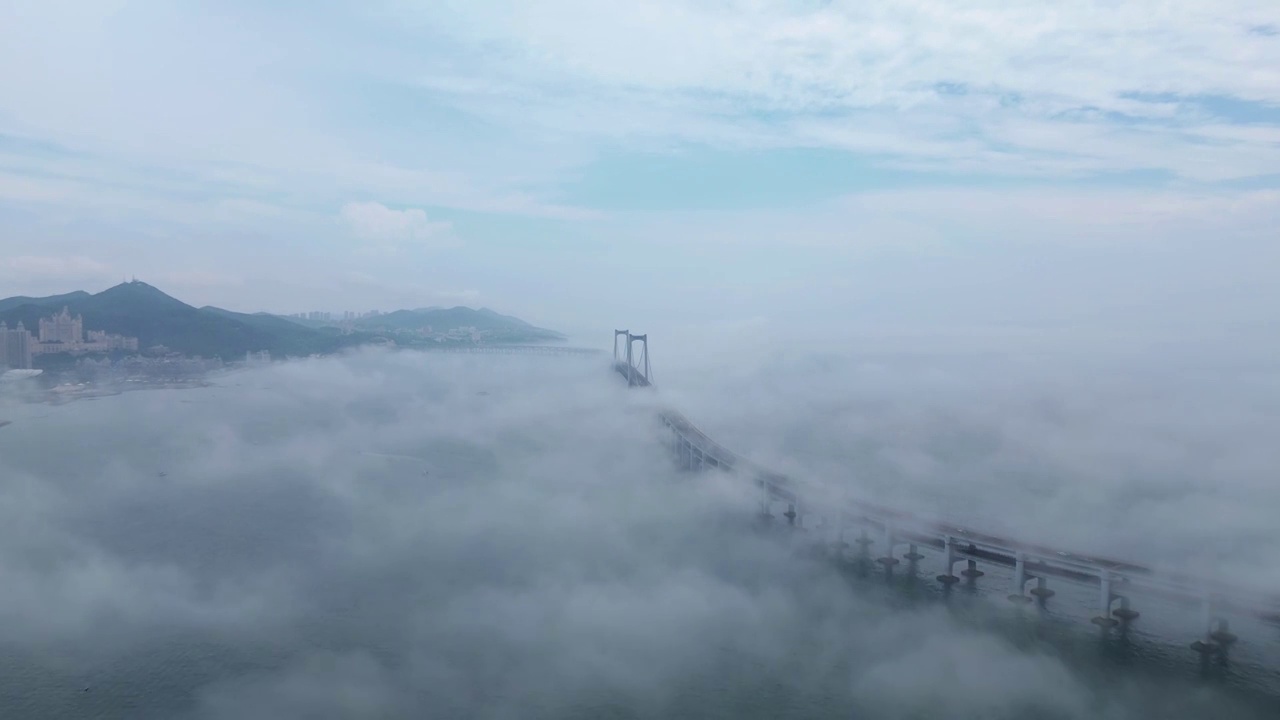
{"left": 286, "top": 309, "right": 493, "bottom": 344}
{"left": 1, "top": 307, "right": 139, "bottom": 369}
{"left": 0, "top": 282, "right": 566, "bottom": 399}
{"left": 288, "top": 310, "right": 383, "bottom": 323}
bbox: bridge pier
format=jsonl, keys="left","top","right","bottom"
{"left": 852, "top": 528, "right": 874, "bottom": 564}
{"left": 1029, "top": 574, "right": 1055, "bottom": 601}
{"left": 1092, "top": 571, "right": 1122, "bottom": 628}
{"left": 1112, "top": 594, "right": 1139, "bottom": 622}
{"left": 1009, "top": 552, "right": 1033, "bottom": 604}
{"left": 1191, "top": 597, "right": 1238, "bottom": 656}
{"left": 1211, "top": 618, "right": 1238, "bottom": 647}
{"left": 937, "top": 537, "right": 961, "bottom": 585}
{"left": 876, "top": 523, "right": 900, "bottom": 567}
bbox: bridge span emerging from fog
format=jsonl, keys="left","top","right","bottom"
{"left": 611, "top": 329, "right": 1280, "bottom": 661}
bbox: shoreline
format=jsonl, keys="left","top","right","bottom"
{"left": 27, "top": 379, "right": 214, "bottom": 407}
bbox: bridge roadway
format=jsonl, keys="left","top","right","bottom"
{"left": 616, "top": 358, "right": 1280, "bottom": 654}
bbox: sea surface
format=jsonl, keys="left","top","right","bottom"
{"left": 0, "top": 349, "right": 1277, "bottom": 719}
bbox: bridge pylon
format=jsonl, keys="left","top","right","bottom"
{"left": 612, "top": 329, "right": 652, "bottom": 387}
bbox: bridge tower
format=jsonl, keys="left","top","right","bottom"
{"left": 612, "top": 330, "right": 629, "bottom": 366}
{"left": 612, "top": 329, "right": 652, "bottom": 387}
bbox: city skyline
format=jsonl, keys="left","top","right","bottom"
{"left": 0, "top": 305, "right": 139, "bottom": 369}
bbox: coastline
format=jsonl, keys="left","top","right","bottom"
{"left": 41, "top": 379, "right": 212, "bottom": 406}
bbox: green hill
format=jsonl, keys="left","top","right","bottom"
{"left": 354, "top": 306, "right": 565, "bottom": 341}
{"left": 0, "top": 290, "right": 90, "bottom": 314}
{"left": 0, "top": 282, "right": 357, "bottom": 359}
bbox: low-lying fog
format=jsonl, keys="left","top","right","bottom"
{"left": 0, "top": 345, "right": 1276, "bottom": 719}
{"left": 658, "top": 326, "right": 1280, "bottom": 587}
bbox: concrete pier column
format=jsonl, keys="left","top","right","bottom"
{"left": 1113, "top": 595, "right": 1140, "bottom": 622}
{"left": 759, "top": 481, "right": 772, "bottom": 520}
{"left": 854, "top": 528, "right": 874, "bottom": 562}
{"left": 961, "top": 557, "right": 984, "bottom": 580}
{"left": 876, "top": 523, "right": 900, "bottom": 566}
{"left": 904, "top": 543, "right": 924, "bottom": 562}
{"left": 936, "top": 537, "right": 960, "bottom": 585}
{"left": 1191, "top": 596, "right": 1221, "bottom": 655}
{"left": 1092, "top": 571, "right": 1119, "bottom": 627}
{"left": 1029, "top": 575, "right": 1055, "bottom": 600}
{"left": 1211, "top": 618, "right": 1238, "bottom": 647}
{"left": 783, "top": 503, "right": 797, "bottom": 527}
{"left": 1009, "top": 552, "right": 1032, "bottom": 603}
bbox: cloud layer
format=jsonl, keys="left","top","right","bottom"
{"left": 1, "top": 349, "right": 1278, "bottom": 718}
{"left": 340, "top": 201, "right": 454, "bottom": 251}
{"left": 1, "top": 1, "right": 1277, "bottom": 317}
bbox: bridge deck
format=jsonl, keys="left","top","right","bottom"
{"left": 613, "top": 361, "right": 652, "bottom": 387}
{"left": 651, "top": 405, "right": 1280, "bottom": 627}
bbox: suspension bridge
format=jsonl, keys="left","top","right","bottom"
{"left": 611, "top": 329, "right": 1280, "bottom": 661}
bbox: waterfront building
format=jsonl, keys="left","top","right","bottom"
{"left": 27, "top": 307, "right": 139, "bottom": 355}
{"left": 0, "top": 321, "right": 34, "bottom": 369}
{"left": 38, "top": 307, "right": 84, "bottom": 344}
{"left": 85, "top": 330, "right": 140, "bottom": 352}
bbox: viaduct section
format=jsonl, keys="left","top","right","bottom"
{"left": 612, "top": 329, "right": 1280, "bottom": 661}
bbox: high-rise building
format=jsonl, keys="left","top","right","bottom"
{"left": 38, "top": 307, "right": 83, "bottom": 344}
{"left": 0, "top": 321, "right": 34, "bottom": 369}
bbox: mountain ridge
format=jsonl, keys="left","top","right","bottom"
{"left": 0, "top": 282, "right": 564, "bottom": 360}
{"left": 349, "top": 306, "right": 563, "bottom": 340}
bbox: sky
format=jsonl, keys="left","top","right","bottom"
{"left": 2, "top": 350, "right": 1278, "bottom": 718}
{"left": 1, "top": 1, "right": 1279, "bottom": 342}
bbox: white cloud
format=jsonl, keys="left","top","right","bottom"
{"left": 1, "top": 1, "right": 1278, "bottom": 315}
{"left": 391, "top": 0, "right": 1280, "bottom": 179}
{"left": 339, "top": 201, "right": 454, "bottom": 250}
{"left": 416, "top": 0, "right": 1280, "bottom": 110}
{"left": 0, "top": 254, "right": 113, "bottom": 282}
{"left": 153, "top": 271, "right": 245, "bottom": 290}
{"left": 427, "top": 288, "right": 481, "bottom": 305}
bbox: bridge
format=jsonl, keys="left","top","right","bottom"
{"left": 613, "top": 329, "right": 1280, "bottom": 660}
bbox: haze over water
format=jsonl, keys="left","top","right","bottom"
{"left": 2, "top": 348, "right": 1278, "bottom": 719}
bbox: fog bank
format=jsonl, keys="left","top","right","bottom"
{"left": 0, "top": 348, "right": 1275, "bottom": 718}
